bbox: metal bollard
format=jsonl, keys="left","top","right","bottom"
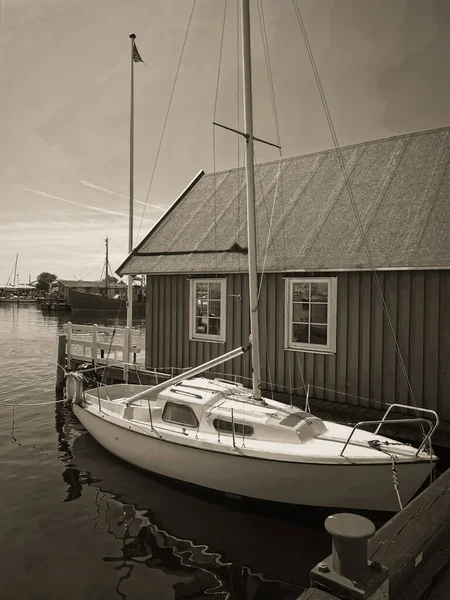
{"left": 311, "top": 513, "right": 389, "bottom": 599}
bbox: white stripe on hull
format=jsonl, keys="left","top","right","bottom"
{"left": 74, "top": 405, "right": 433, "bottom": 512}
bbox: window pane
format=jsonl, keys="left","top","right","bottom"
{"left": 311, "top": 282, "right": 328, "bottom": 302}
{"left": 311, "top": 303, "right": 328, "bottom": 324}
{"left": 163, "top": 402, "right": 198, "bottom": 427}
{"left": 196, "top": 299, "right": 207, "bottom": 316}
{"left": 196, "top": 283, "right": 207, "bottom": 299}
{"left": 293, "top": 302, "right": 309, "bottom": 323}
{"left": 310, "top": 325, "right": 327, "bottom": 345}
{"left": 293, "top": 323, "right": 308, "bottom": 343}
{"left": 196, "top": 317, "right": 207, "bottom": 333}
{"left": 293, "top": 282, "right": 309, "bottom": 302}
{"left": 213, "top": 418, "right": 253, "bottom": 436}
{"left": 209, "top": 318, "right": 221, "bottom": 336}
{"left": 209, "top": 300, "right": 221, "bottom": 317}
{"left": 209, "top": 282, "right": 221, "bottom": 299}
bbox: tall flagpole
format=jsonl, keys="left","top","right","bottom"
{"left": 127, "top": 33, "right": 136, "bottom": 333}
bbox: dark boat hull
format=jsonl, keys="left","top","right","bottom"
{"left": 68, "top": 289, "right": 146, "bottom": 314}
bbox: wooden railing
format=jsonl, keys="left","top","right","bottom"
{"left": 64, "top": 322, "right": 144, "bottom": 368}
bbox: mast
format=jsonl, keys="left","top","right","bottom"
{"left": 104, "top": 236, "right": 109, "bottom": 296}
{"left": 241, "top": 0, "right": 262, "bottom": 400}
{"left": 127, "top": 33, "right": 136, "bottom": 330}
{"left": 13, "top": 253, "right": 18, "bottom": 289}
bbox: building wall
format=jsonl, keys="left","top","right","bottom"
{"left": 145, "top": 270, "right": 450, "bottom": 420}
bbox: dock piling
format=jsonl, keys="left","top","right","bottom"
{"left": 306, "top": 513, "right": 388, "bottom": 600}
{"left": 55, "top": 333, "right": 67, "bottom": 395}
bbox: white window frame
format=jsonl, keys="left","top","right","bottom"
{"left": 189, "top": 278, "right": 227, "bottom": 343}
{"left": 284, "top": 277, "right": 337, "bottom": 354}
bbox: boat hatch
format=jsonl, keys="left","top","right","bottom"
{"left": 279, "top": 412, "right": 311, "bottom": 427}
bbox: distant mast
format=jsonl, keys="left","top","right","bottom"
{"left": 13, "top": 253, "right": 18, "bottom": 289}
{"left": 241, "top": 0, "right": 262, "bottom": 401}
{"left": 104, "top": 236, "right": 109, "bottom": 297}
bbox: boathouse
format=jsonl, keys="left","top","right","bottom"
{"left": 118, "top": 126, "right": 450, "bottom": 420}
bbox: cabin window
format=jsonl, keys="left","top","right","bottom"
{"left": 213, "top": 418, "right": 253, "bottom": 437}
{"left": 162, "top": 402, "right": 198, "bottom": 428}
{"left": 285, "top": 278, "right": 337, "bottom": 353}
{"left": 189, "top": 278, "right": 226, "bottom": 343}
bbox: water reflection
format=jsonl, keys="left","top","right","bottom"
{"left": 54, "top": 396, "right": 325, "bottom": 597}
{"left": 60, "top": 430, "right": 308, "bottom": 598}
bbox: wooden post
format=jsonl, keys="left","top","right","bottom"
{"left": 66, "top": 322, "right": 72, "bottom": 369}
{"left": 123, "top": 326, "right": 130, "bottom": 383}
{"left": 55, "top": 333, "right": 67, "bottom": 395}
{"left": 92, "top": 323, "right": 98, "bottom": 366}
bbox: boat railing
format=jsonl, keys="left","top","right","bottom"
{"left": 340, "top": 403, "right": 439, "bottom": 457}
{"left": 65, "top": 322, "right": 144, "bottom": 368}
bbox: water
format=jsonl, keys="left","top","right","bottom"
{"left": 0, "top": 304, "right": 333, "bottom": 600}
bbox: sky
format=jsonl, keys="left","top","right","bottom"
{"left": 1, "top": 0, "right": 450, "bottom": 284}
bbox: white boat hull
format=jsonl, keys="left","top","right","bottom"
{"left": 73, "top": 404, "right": 433, "bottom": 512}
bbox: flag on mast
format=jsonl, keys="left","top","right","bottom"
{"left": 132, "top": 40, "right": 145, "bottom": 64}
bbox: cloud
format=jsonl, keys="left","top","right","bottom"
{"left": 18, "top": 186, "right": 132, "bottom": 218}
{"left": 81, "top": 180, "right": 166, "bottom": 210}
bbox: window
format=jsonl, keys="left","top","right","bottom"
{"left": 285, "top": 278, "right": 337, "bottom": 353}
{"left": 189, "top": 279, "right": 226, "bottom": 342}
{"left": 162, "top": 402, "right": 198, "bottom": 428}
{"left": 213, "top": 418, "right": 253, "bottom": 437}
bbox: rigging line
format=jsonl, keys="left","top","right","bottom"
{"left": 213, "top": 0, "right": 229, "bottom": 275}
{"left": 256, "top": 0, "right": 281, "bottom": 146}
{"left": 292, "top": 0, "right": 425, "bottom": 434}
{"left": 136, "top": 0, "right": 197, "bottom": 243}
{"left": 258, "top": 153, "right": 283, "bottom": 298}
{"left": 108, "top": 237, "right": 126, "bottom": 254}
{"left": 253, "top": 149, "right": 282, "bottom": 298}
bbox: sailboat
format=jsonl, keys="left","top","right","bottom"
{"left": 67, "top": 1, "right": 438, "bottom": 513}
{"left": 0, "top": 254, "right": 37, "bottom": 303}
{"left": 68, "top": 236, "right": 146, "bottom": 315}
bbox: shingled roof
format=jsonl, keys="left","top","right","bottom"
{"left": 118, "top": 126, "right": 450, "bottom": 275}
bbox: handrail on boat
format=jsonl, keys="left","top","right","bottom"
{"left": 340, "top": 417, "right": 435, "bottom": 457}
{"left": 374, "top": 403, "right": 439, "bottom": 438}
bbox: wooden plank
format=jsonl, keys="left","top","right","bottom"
{"left": 358, "top": 271, "right": 371, "bottom": 407}
{"left": 335, "top": 273, "right": 348, "bottom": 404}
{"left": 438, "top": 272, "right": 450, "bottom": 419}
{"left": 259, "top": 276, "right": 268, "bottom": 387}
{"left": 182, "top": 277, "right": 190, "bottom": 371}
{"left": 409, "top": 271, "right": 425, "bottom": 407}
{"left": 163, "top": 275, "right": 172, "bottom": 370}
{"left": 395, "top": 271, "right": 411, "bottom": 405}
{"left": 370, "top": 272, "right": 384, "bottom": 407}
{"left": 266, "top": 274, "right": 278, "bottom": 393}
{"left": 346, "top": 273, "right": 360, "bottom": 405}
{"left": 314, "top": 353, "right": 325, "bottom": 400}
{"left": 175, "top": 276, "right": 183, "bottom": 370}
{"left": 382, "top": 271, "right": 398, "bottom": 405}
{"left": 423, "top": 271, "right": 439, "bottom": 412}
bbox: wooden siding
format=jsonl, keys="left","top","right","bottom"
{"left": 145, "top": 270, "right": 450, "bottom": 419}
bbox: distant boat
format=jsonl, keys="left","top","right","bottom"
{"left": 68, "top": 236, "right": 146, "bottom": 315}
{"left": 0, "top": 254, "right": 38, "bottom": 303}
